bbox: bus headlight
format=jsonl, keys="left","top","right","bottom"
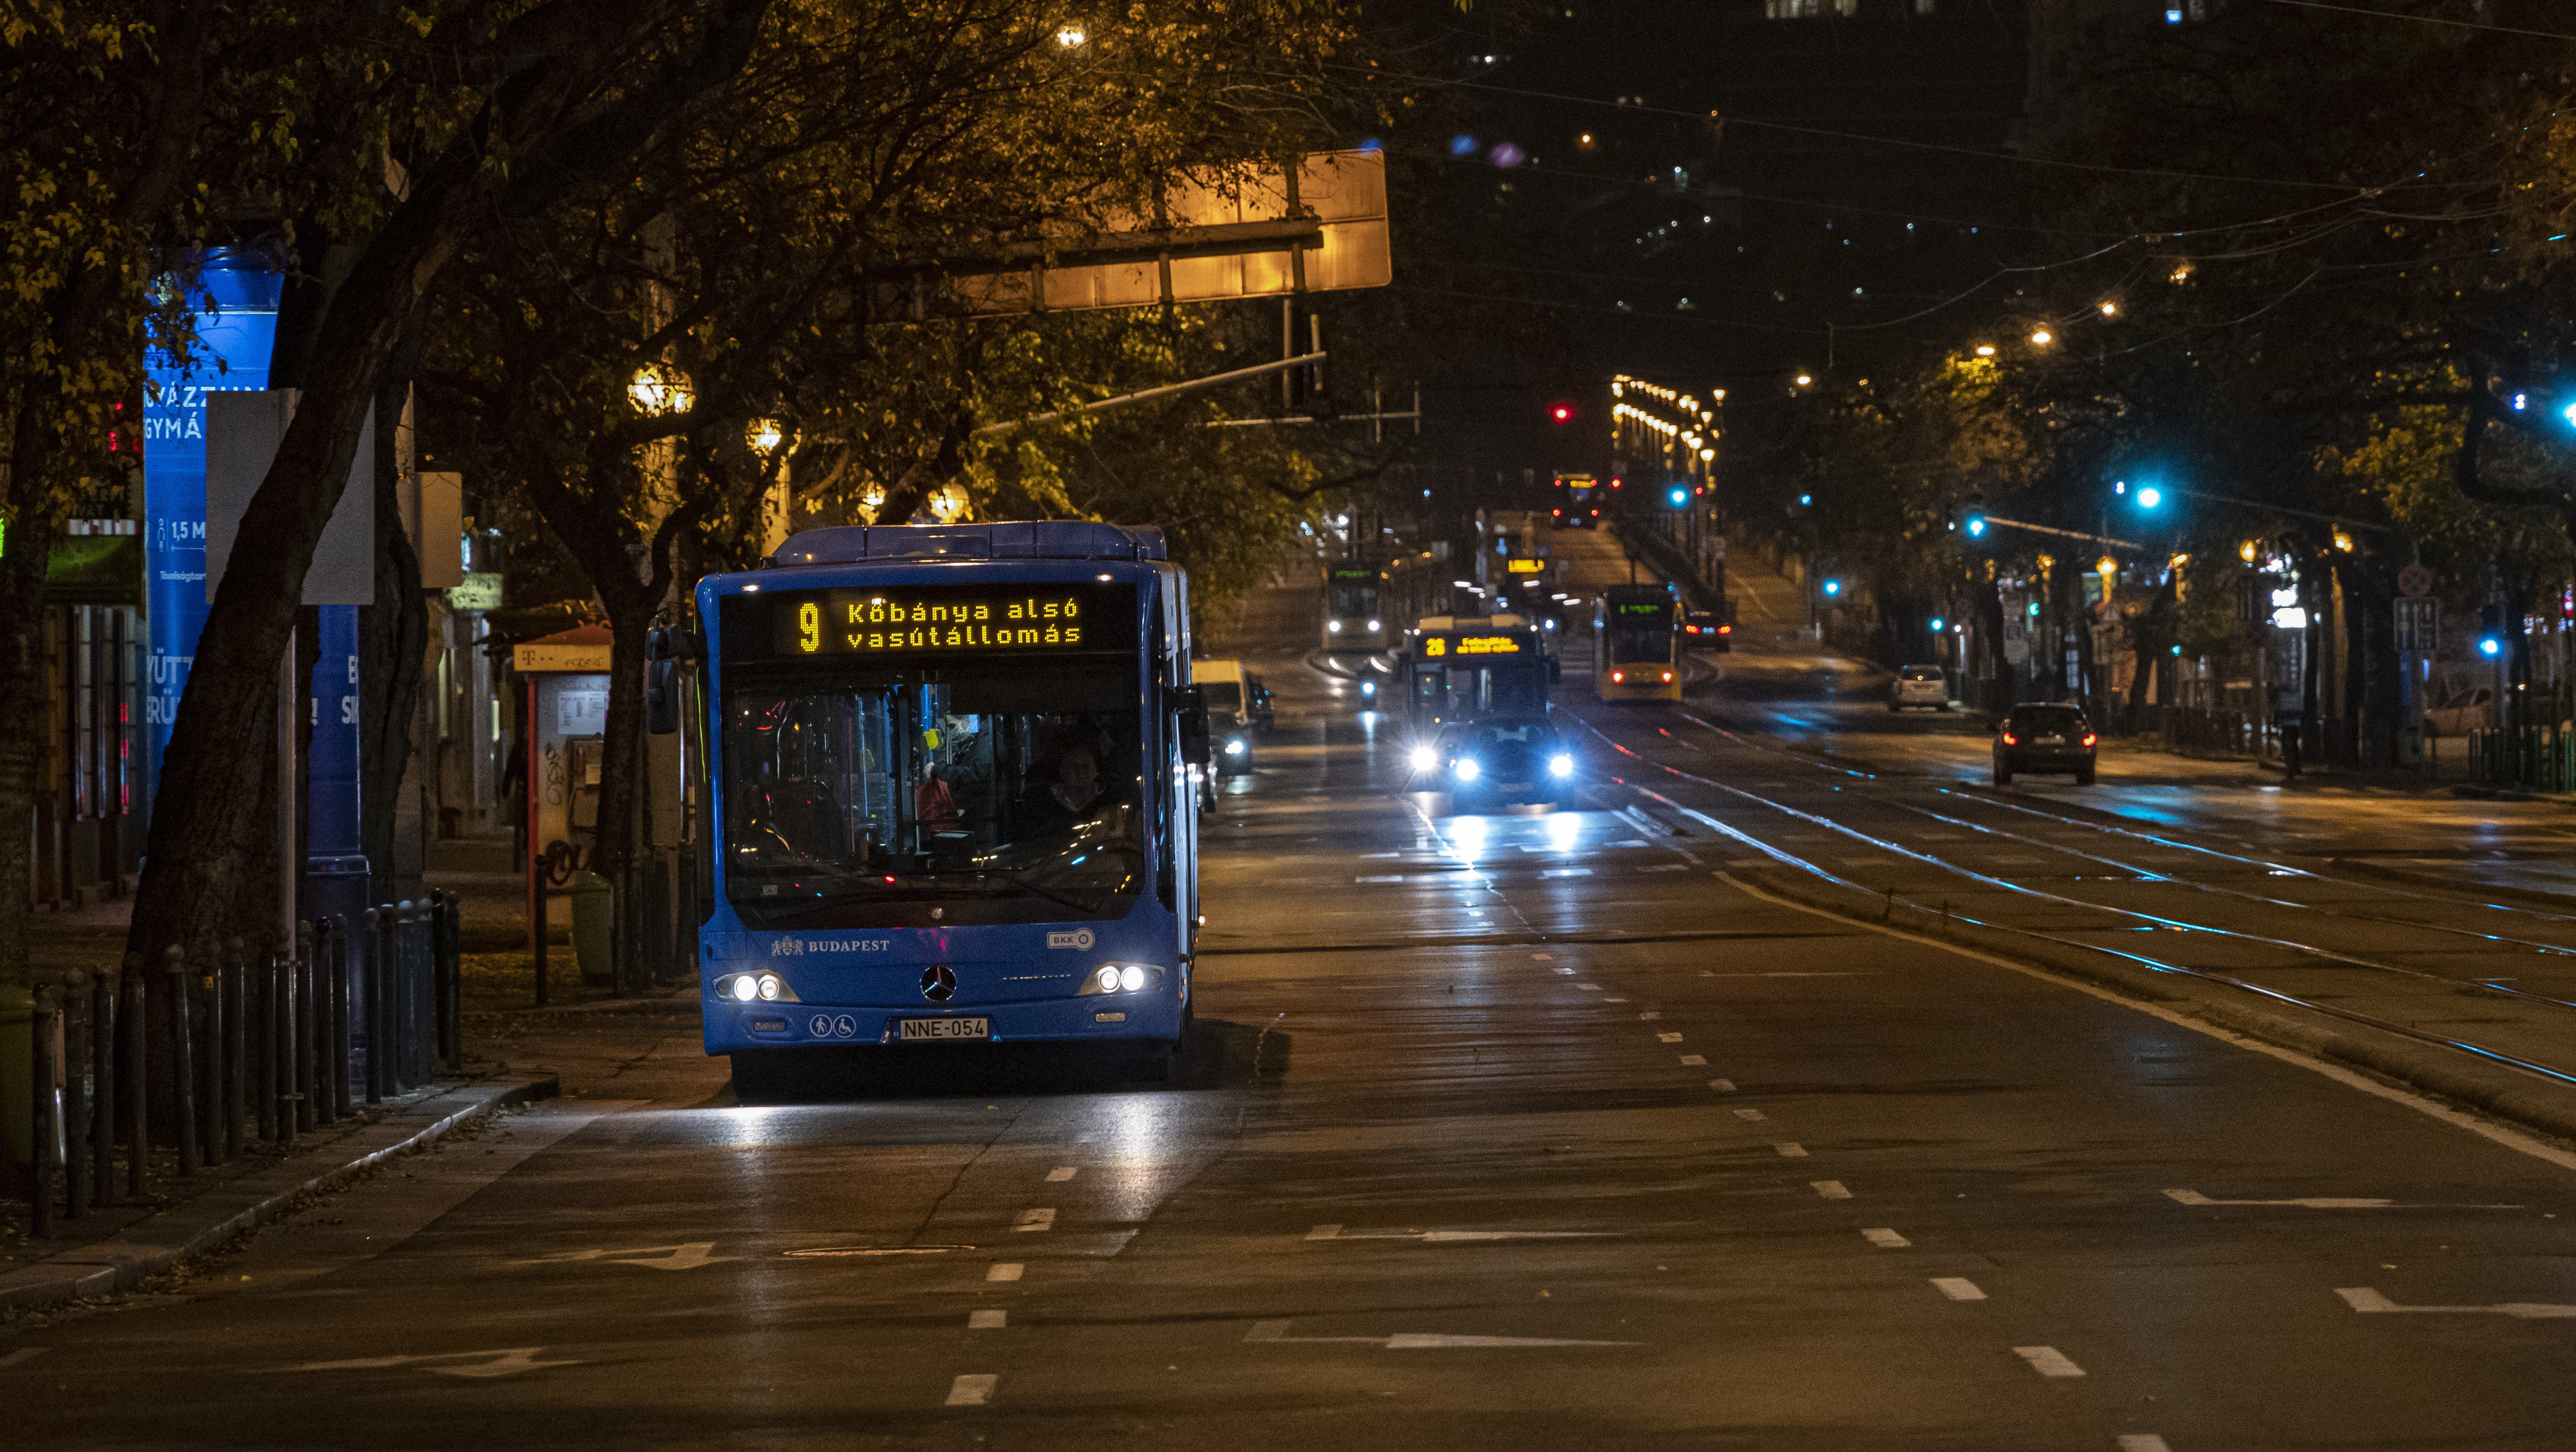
{"left": 1078, "top": 964, "right": 1166, "bottom": 996}
{"left": 1454, "top": 758, "right": 1481, "bottom": 781}
{"left": 1367, "top": 619, "right": 1381, "bottom": 633}
{"left": 1327, "top": 619, "right": 1343, "bottom": 633}
{"left": 1224, "top": 737, "right": 1247, "bottom": 756}
{"left": 1410, "top": 743, "right": 1438, "bottom": 770}
{"left": 1549, "top": 754, "right": 1574, "bottom": 777}
{"left": 715, "top": 972, "right": 798, "bottom": 1003}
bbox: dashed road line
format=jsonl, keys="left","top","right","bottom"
{"left": 1811, "top": 1180, "right": 1852, "bottom": 1200}
{"left": 1657, "top": 1032, "right": 1683, "bottom": 1043}
{"left": 1046, "top": 1167, "right": 1078, "bottom": 1183}
{"left": 2014, "top": 1345, "right": 2086, "bottom": 1378}
{"left": 1931, "top": 1277, "right": 1985, "bottom": 1301}
{"left": 1733, "top": 1107, "right": 1766, "bottom": 1121}
{"left": 1862, "top": 1228, "right": 1910, "bottom": 1248}
{"left": 947, "top": 1373, "right": 999, "bottom": 1406}
{"left": 2117, "top": 1437, "right": 2174, "bottom": 1452}
{"left": 1774, "top": 1142, "right": 1807, "bottom": 1157}
{"left": 1708, "top": 1078, "right": 1736, "bottom": 1091}
{"left": 969, "top": 1310, "right": 1007, "bottom": 1329}
{"left": 988, "top": 1263, "right": 1024, "bottom": 1282}
{"left": 1014, "top": 1208, "right": 1056, "bottom": 1232}
{"left": 1679, "top": 1053, "right": 1706, "bottom": 1065}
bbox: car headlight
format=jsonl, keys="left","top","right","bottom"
{"left": 1077, "top": 963, "right": 1167, "bottom": 997}
{"left": 1224, "top": 737, "right": 1247, "bottom": 755}
{"left": 1454, "top": 758, "right": 1480, "bottom": 781}
{"left": 1410, "top": 743, "right": 1438, "bottom": 770}
{"left": 1360, "top": 680, "right": 1377, "bottom": 697}
{"left": 1548, "top": 754, "right": 1573, "bottom": 777}
{"left": 714, "top": 972, "right": 799, "bottom": 1004}
{"left": 1327, "top": 619, "right": 1343, "bottom": 633}
{"left": 1367, "top": 619, "right": 1381, "bottom": 633}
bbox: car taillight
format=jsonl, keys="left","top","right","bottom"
{"left": 1717, "top": 624, "right": 1732, "bottom": 635}
{"left": 2002, "top": 732, "right": 2018, "bottom": 745}
{"left": 2082, "top": 732, "right": 2097, "bottom": 747}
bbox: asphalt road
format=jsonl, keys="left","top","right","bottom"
{"left": 11, "top": 556, "right": 2576, "bottom": 1450}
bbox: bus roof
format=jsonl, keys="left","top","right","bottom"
{"left": 769, "top": 521, "right": 1166, "bottom": 567}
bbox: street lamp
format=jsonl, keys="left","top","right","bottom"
{"left": 748, "top": 419, "right": 786, "bottom": 456}
{"left": 628, "top": 364, "right": 693, "bottom": 416}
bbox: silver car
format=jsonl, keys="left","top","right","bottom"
{"left": 1889, "top": 664, "right": 1948, "bottom": 712}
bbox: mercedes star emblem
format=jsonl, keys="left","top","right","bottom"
{"left": 919, "top": 965, "right": 957, "bottom": 1002}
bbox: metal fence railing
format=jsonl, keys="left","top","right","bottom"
{"left": 21, "top": 891, "right": 463, "bottom": 1236}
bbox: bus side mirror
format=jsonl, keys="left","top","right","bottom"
{"left": 646, "top": 627, "right": 684, "bottom": 735}
{"left": 1176, "top": 684, "right": 1212, "bottom": 766}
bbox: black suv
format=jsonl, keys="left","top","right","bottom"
{"left": 1993, "top": 703, "right": 2096, "bottom": 786}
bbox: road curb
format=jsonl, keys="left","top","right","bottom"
{"left": 0, "top": 1073, "right": 558, "bottom": 1315}
{"left": 1735, "top": 865, "right": 2576, "bottom": 1148}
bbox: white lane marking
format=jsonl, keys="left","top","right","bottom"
{"left": 0, "top": 1349, "right": 47, "bottom": 1370}
{"left": 1355, "top": 875, "right": 1406, "bottom": 883}
{"left": 1862, "top": 1229, "right": 1910, "bottom": 1248}
{"left": 2337, "top": 1286, "right": 2576, "bottom": 1318}
{"left": 1679, "top": 1054, "right": 1706, "bottom": 1065}
{"left": 1774, "top": 1143, "right": 1807, "bottom": 1157}
{"left": 1246, "top": 1321, "right": 1634, "bottom": 1348}
{"left": 1643, "top": 863, "right": 1688, "bottom": 872}
{"left": 516, "top": 1242, "right": 737, "bottom": 1270}
{"left": 1708, "top": 1078, "right": 1736, "bottom": 1092}
{"left": 1576, "top": 982, "right": 1603, "bottom": 991}
{"left": 2167, "top": 1188, "right": 2519, "bottom": 1210}
{"left": 1812, "top": 1181, "right": 1852, "bottom": 1200}
{"left": 2117, "top": 1437, "right": 2174, "bottom": 1452}
{"left": 1733, "top": 1107, "right": 1766, "bottom": 1121}
{"left": 1307, "top": 1225, "right": 1615, "bottom": 1243}
{"left": 969, "top": 1310, "right": 1007, "bottom": 1329}
{"left": 1540, "top": 868, "right": 1594, "bottom": 878}
{"left": 296, "top": 1347, "right": 578, "bottom": 1377}
{"left": 1014, "top": 1208, "right": 1056, "bottom": 1232}
{"left": 1931, "top": 1277, "right": 1986, "bottom": 1301}
{"left": 2014, "top": 1345, "right": 2086, "bottom": 1378}
{"left": 1531, "top": 953, "right": 1554, "bottom": 961}
{"left": 1046, "top": 1167, "right": 1078, "bottom": 1183}
{"left": 947, "top": 1373, "right": 999, "bottom": 1406}
{"left": 987, "top": 1263, "right": 1024, "bottom": 1282}
{"left": 1716, "top": 869, "right": 2576, "bottom": 1177}
{"left": 1657, "top": 1032, "right": 1683, "bottom": 1043}
{"left": 1639, "top": 1011, "right": 1661, "bottom": 1020}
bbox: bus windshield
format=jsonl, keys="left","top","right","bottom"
{"left": 1328, "top": 577, "right": 1378, "bottom": 618}
{"left": 721, "top": 658, "right": 1146, "bottom": 929}
{"left": 1607, "top": 610, "right": 1672, "bottom": 664}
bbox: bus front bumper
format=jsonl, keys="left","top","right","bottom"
{"left": 705, "top": 992, "right": 1183, "bottom": 1054}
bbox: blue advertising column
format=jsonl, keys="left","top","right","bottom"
{"left": 306, "top": 605, "right": 368, "bottom": 912}
{"left": 142, "top": 251, "right": 282, "bottom": 800}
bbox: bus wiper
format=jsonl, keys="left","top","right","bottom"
{"left": 967, "top": 868, "right": 1102, "bottom": 916}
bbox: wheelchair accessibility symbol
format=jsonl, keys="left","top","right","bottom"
{"left": 808, "top": 1013, "right": 859, "bottom": 1039}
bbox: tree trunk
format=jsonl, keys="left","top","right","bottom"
{"left": 361, "top": 379, "right": 428, "bottom": 909}
{"left": 123, "top": 0, "right": 776, "bottom": 977}
{"left": 0, "top": 489, "right": 64, "bottom": 990}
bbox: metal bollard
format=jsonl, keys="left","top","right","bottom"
{"left": 328, "top": 917, "right": 351, "bottom": 1122}
{"left": 256, "top": 950, "right": 277, "bottom": 1144}
{"left": 92, "top": 966, "right": 117, "bottom": 1208}
{"left": 31, "top": 981, "right": 59, "bottom": 1237}
{"left": 166, "top": 947, "right": 198, "bottom": 1177}
{"left": 362, "top": 908, "right": 384, "bottom": 1106}
{"left": 64, "top": 973, "right": 90, "bottom": 1221}
{"left": 224, "top": 937, "right": 248, "bottom": 1160}
{"left": 125, "top": 954, "right": 149, "bottom": 1199}
{"left": 292, "top": 926, "right": 315, "bottom": 1136}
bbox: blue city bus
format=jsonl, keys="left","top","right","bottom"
{"left": 689, "top": 521, "right": 1208, "bottom": 1095}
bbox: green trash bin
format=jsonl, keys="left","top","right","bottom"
{"left": 568, "top": 871, "right": 616, "bottom": 987}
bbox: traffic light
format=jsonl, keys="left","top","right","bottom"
{"left": 2479, "top": 603, "right": 2505, "bottom": 657}
{"left": 1667, "top": 486, "right": 1688, "bottom": 508}
{"left": 1548, "top": 401, "right": 1576, "bottom": 424}
{"left": 1820, "top": 578, "right": 1843, "bottom": 598}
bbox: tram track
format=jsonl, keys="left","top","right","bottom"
{"left": 1559, "top": 707, "right": 2576, "bottom": 1092}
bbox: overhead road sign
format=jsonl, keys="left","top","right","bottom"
{"left": 890, "top": 151, "right": 1391, "bottom": 316}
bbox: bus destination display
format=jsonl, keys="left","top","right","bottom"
{"left": 1422, "top": 634, "right": 1522, "bottom": 656}
{"left": 768, "top": 582, "right": 1135, "bottom": 656}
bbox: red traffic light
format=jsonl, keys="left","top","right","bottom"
{"left": 1548, "top": 402, "right": 1575, "bottom": 423}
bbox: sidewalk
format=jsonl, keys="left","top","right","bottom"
{"left": 0, "top": 1073, "right": 555, "bottom": 1315}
